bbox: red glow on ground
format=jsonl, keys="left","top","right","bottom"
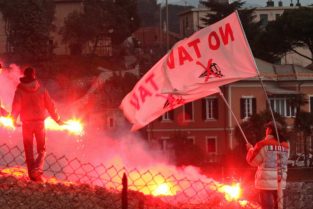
{"left": 1, "top": 166, "right": 28, "bottom": 178}
{"left": 217, "top": 182, "right": 242, "bottom": 201}
{"left": 0, "top": 166, "right": 75, "bottom": 186}
{"left": 152, "top": 182, "right": 175, "bottom": 196}
{"left": 0, "top": 166, "right": 260, "bottom": 208}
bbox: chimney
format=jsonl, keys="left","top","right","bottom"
{"left": 266, "top": 0, "right": 274, "bottom": 7}
{"left": 290, "top": 0, "right": 294, "bottom": 6}
{"left": 296, "top": 0, "right": 301, "bottom": 6}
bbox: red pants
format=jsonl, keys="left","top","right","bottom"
{"left": 22, "top": 121, "right": 46, "bottom": 177}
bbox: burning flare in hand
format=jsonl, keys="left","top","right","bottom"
{"left": 0, "top": 116, "right": 84, "bottom": 135}
{"left": 62, "top": 119, "right": 84, "bottom": 135}
{"left": 0, "top": 116, "right": 15, "bottom": 130}
{"left": 45, "top": 117, "right": 84, "bottom": 136}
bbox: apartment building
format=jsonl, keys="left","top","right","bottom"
{"left": 178, "top": 3, "right": 312, "bottom": 67}
{"left": 147, "top": 58, "right": 313, "bottom": 164}
{"left": 0, "top": 0, "right": 112, "bottom": 56}
{"left": 140, "top": 2, "right": 313, "bottom": 164}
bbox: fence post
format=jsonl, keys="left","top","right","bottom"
{"left": 122, "top": 172, "right": 128, "bottom": 209}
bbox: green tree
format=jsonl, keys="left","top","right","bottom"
{"left": 60, "top": 0, "right": 139, "bottom": 56}
{"left": 0, "top": 0, "right": 55, "bottom": 62}
{"left": 112, "top": 0, "right": 140, "bottom": 43}
{"left": 201, "top": 0, "right": 245, "bottom": 24}
{"left": 137, "top": 0, "right": 159, "bottom": 27}
{"left": 235, "top": 110, "right": 286, "bottom": 145}
{"left": 59, "top": 11, "right": 88, "bottom": 55}
{"left": 259, "top": 7, "right": 313, "bottom": 64}
{"left": 231, "top": 110, "right": 286, "bottom": 167}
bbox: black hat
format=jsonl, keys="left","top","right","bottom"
{"left": 265, "top": 121, "right": 282, "bottom": 131}
{"left": 20, "top": 67, "right": 36, "bottom": 83}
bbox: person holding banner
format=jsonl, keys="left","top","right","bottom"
{"left": 246, "top": 121, "right": 290, "bottom": 209}
{"left": 11, "top": 67, "right": 64, "bottom": 183}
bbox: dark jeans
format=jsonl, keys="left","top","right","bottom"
{"left": 22, "top": 121, "right": 46, "bottom": 177}
{"left": 259, "top": 190, "right": 278, "bottom": 209}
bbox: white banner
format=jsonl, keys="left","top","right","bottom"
{"left": 120, "top": 12, "right": 258, "bottom": 131}
{"left": 163, "top": 11, "right": 257, "bottom": 93}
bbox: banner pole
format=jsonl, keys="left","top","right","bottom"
{"left": 235, "top": 10, "right": 283, "bottom": 209}
{"left": 219, "top": 89, "right": 249, "bottom": 144}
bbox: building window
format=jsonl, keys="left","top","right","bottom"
{"left": 269, "top": 97, "right": 296, "bottom": 117}
{"left": 309, "top": 96, "right": 313, "bottom": 112}
{"left": 183, "top": 102, "right": 194, "bottom": 121}
{"left": 260, "top": 14, "right": 268, "bottom": 27}
{"left": 206, "top": 137, "right": 217, "bottom": 153}
{"left": 186, "top": 136, "right": 195, "bottom": 145}
{"left": 202, "top": 97, "right": 218, "bottom": 120}
{"left": 240, "top": 97, "right": 256, "bottom": 119}
{"left": 162, "top": 110, "right": 174, "bottom": 121}
{"left": 160, "top": 137, "right": 170, "bottom": 151}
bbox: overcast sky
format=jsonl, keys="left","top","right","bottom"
{"left": 163, "top": 0, "right": 313, "bottom": 7}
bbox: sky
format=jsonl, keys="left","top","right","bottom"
{"left": 164, "top": 0, "right": 313, "bottom": 7}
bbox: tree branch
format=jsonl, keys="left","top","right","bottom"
{"left": 290, "top": 48, "right": 313, "bottom": 61}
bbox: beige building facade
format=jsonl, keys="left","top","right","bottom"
{"left": 147, "top": 58, "right": 313, "bottom": 164}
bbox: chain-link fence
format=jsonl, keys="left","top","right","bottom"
{"left": 2, "top": 143, "right": 308, "bottom": 209}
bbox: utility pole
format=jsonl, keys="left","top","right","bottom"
{"left": 160, "top": 2, "right": 163, "bottom": 50}
{"left": 166, "top": 0, "right": 169, "bottom": 51}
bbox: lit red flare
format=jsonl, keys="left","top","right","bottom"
{"left": 45, "top": 117, "right": 84, "bottom": 136}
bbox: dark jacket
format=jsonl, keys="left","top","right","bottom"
{"left": 11, "top": 80, "right": 60, "bottom": 122}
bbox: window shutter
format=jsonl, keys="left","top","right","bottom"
{"left": 266, "top": 98, "right": 272, "bottom": 111}
{"left": 184, "top": 103, "right": 193, "bottom": 120}
{"left": 252, "top": 98, "right": 256, "bottom": 115}
{"left": 202, "top": 98, "right": 207, "bottom": 120}
{"left": 213, "top": 99, "right": 218, "bottom": 119}
{"left": 169, "top": 110, "right": 174, "bottom": 120}
{"left": 240, "top": 98, "right": 245, "bottom": 119}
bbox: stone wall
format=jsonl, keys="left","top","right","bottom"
{"left": 284, "top": 181, "right": 313, "bottom": 209}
